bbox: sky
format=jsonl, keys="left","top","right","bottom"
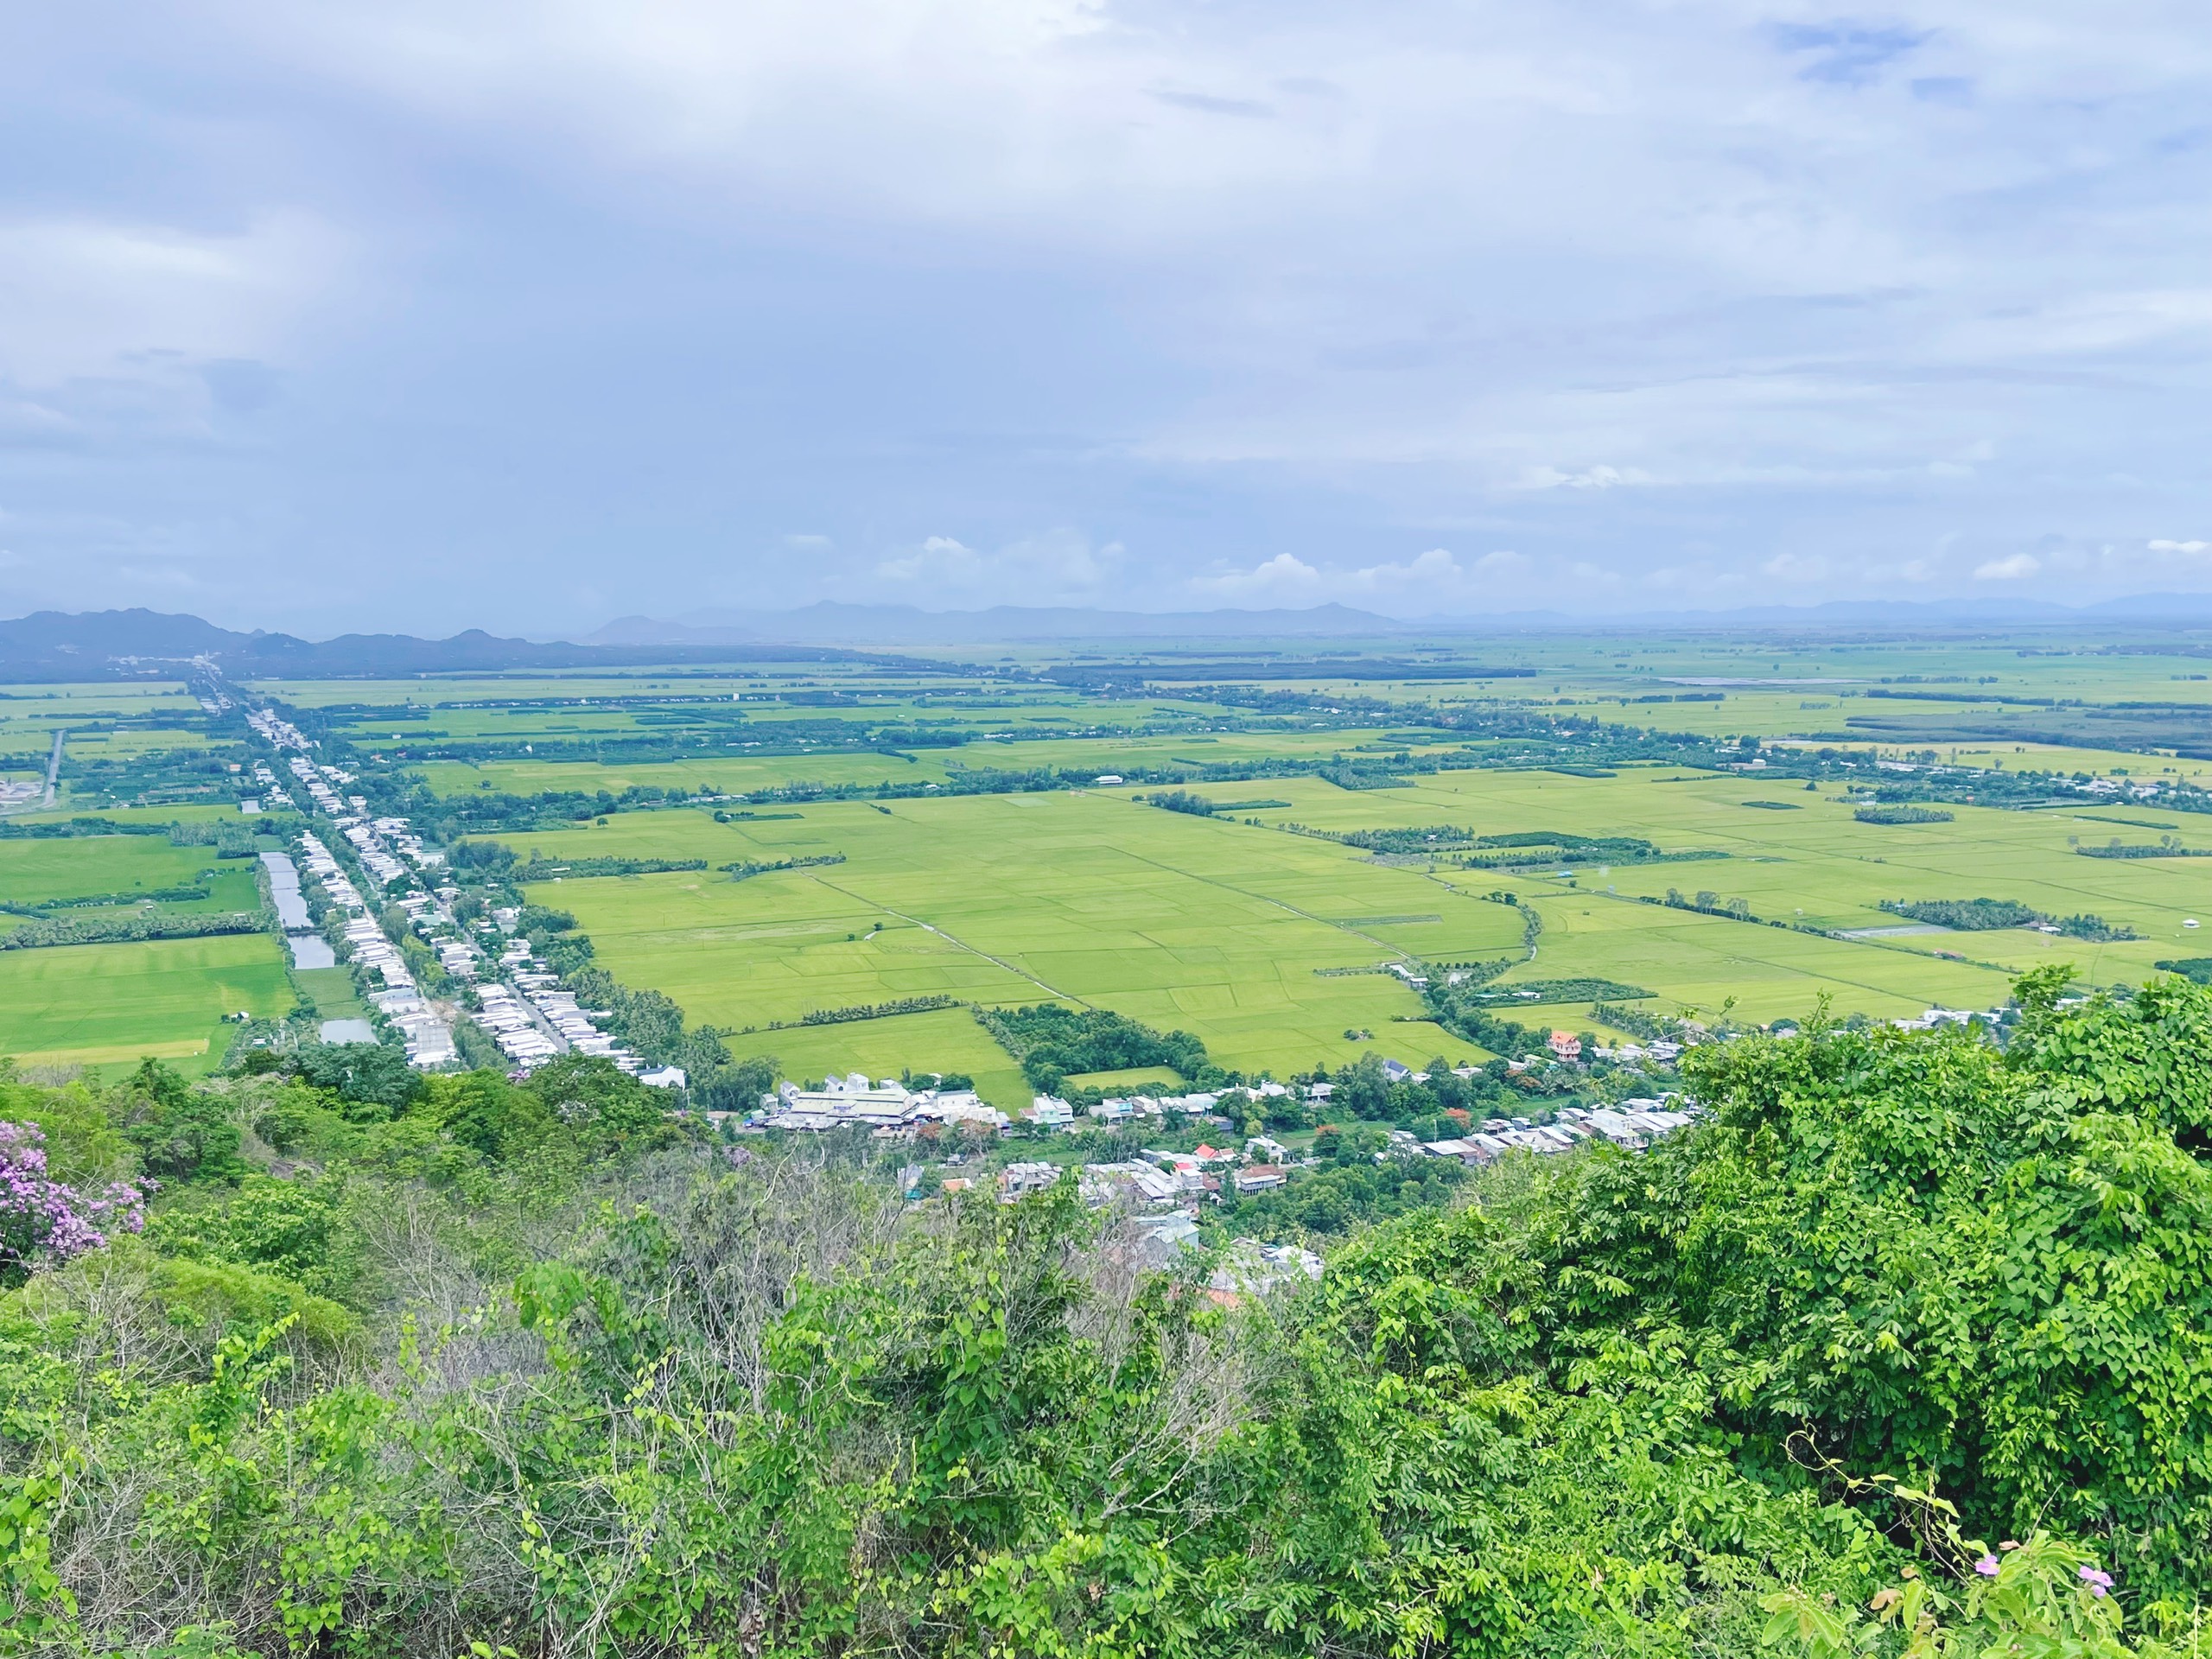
{"left": 1, "top": 1, "right": 2209, "bottom": 637}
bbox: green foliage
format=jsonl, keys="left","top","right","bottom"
{"left": 1141, "top": 788, "right": 1215, "bottom": 815}
{"left": 147, "top": 1173, "right": 346, "bottom": 1295}
{"left": 144, "top": 1251, "right": 360, "bottom": 1350}
{"left": 720, "top": 852, "right": 846, "bottom": 880}
{"left": 695, "top": 1052, "right": 776, "bottom": 1113}
{"left": 2075, "top": 841, "right": 2211, "bottom": 859}
{"left": 1334, "top": 823, "right": 1477, "bottom": 852}
{"left": 1233, "top": 1140, "right": 1466, "bottom": 1236}
{"left": 2058, "top": 912, "right": 2141, "bottom": 942}
{"left": 1883, "top": 896, "right": 2044, "bottom": 930}
{"left": 526, "top": 1052, "right": 689, "bottom": 1158}
{"left": 0, "top": 910, "right": 264, "bottom": 950}
{"left": 287, "top": 1039, "right": 426, "bottom": 1119}
{"left": 977, "top": 1003, "right": 1210, "bottom": 1092}
{"left": 429, "top": 1068, "right": 556, "bottom": 1159}
{"left": 1467, "top": 976, "right": 1652, "bottom": 1002}
{"left": 1855, "top": 804, "right": 1956, "bottom": 824}
{"left": 4, "top": 977, "right": 2212, "bottom": 1650}
{"left": 518, "top": 855, "right": 708, "bottom": 879}
{"left": 112, "top": 1060, "right": 245, "bottom": 1183}
{"left": 1880, "top": 897, "right": 2139, "bottom": 942}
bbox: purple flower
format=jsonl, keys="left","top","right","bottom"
{"left": 0, "top": 1121, "right": 146, "bottom": 1283}
{"left": 2080, "top": 1567, "right": 2113, "bottom": 1599}
{"left": 1974, "top": 1555, "right": 2000, "bottom": 1577}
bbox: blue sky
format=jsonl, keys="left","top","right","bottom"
{"left": 1, "top": 0, "right": 2208, "bottom": 635}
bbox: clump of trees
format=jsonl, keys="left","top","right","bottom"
{"left": 1882, "top": 896, "right": 2140, "bottom": 941}
{"left": 1855, "top": 804, "right": 1955, "bottom": 824}
{"left": 976, "top": 1002, "right": 1211, "bottom": 1092}
{"left": 1141, "top": 788, "right": 1217, "bottom": 816}
{"left": 1883, "top": 896, "right": 2044, "bottom": 930}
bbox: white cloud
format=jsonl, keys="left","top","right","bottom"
{"left": 1520, "top": 464, "right": 1656, "bottom": 493}
{"left": 1189, "top": 545, "right": 1547, "bottom": 610}
{"left": 1762, "top": 552, "right": 1828, "bottom": 583}
{"left": 10, "top": 0, "right": 2212, "bottom": 624}
{"left": 1187, "top": 553, "right": 1324, "bottom": 604}
{"left": 1343, "top": 546, "right": 1460, "bottom": 593}
{"left": 0, "top": 212, "right": 340, "bottom": 385}
{"left": 877, "top": 534, "right": 985, "bottom": 585}
{"left": 875, "top": 529, "right": 1121, "bottom": 601}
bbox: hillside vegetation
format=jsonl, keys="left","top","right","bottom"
{"left": 3, "top": 969, "right": 2210, "bottom": 1654}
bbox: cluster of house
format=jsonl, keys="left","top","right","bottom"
{"left": 250, "top": 705, "right": 673, "bottom": 1081}
{"left": 1588, "top": 1037, "right": 1685, "bottom": 1064}
{"left": 1020, "top": 1083, "right": 1287, "bottom": 1128}
{"left": 289, "top": 830, "right": 458, "bottom": 1066}
{"left": 747, "top": 1073, "right": 1008, "bottom": 1134}
{"left": 1891, "top": 1007, "right": 1991, "bottom": 1032}
{"left": 249, "top": 760, "right": 294, "bottom": 810}
{"left": 1420, "top": 1098, "right": 1696, "bottom": 1163}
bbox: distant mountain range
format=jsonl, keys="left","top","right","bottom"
{"left": 9, "top": 594, "right": 2212, "bottom": 680}
{"left": 0, "top": 609, "right": 872, "bottom": 682}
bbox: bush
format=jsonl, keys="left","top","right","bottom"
{"left": 976, "top": 1003, "right": 1208, "bottom": 1089}
{"left": 1855, "top": 804, "right": 1955, "bottom": 824}
{"left": 113, "top": 1059, "right": 245, "bottom": 1182}
{"left": 289, "top": 1040, "right": 426, "bottom": 1119}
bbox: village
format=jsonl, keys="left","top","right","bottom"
{"left": 246, "top": 704, "right": 680, "bottom": 1085}
{"left": 741, "top": 1063, "right": 1699, "bottom": 1225}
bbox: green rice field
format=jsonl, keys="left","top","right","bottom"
{"left": 493, "top": 793, "right": 1515, "bottom": 1077}
{"left": 0, "top": 933, "right": 291, "bottom": 1075}
{"left": 17, "top": 626, "right": 2212, "bottom": 1078}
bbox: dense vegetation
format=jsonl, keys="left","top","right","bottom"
{"left": 1880, "top": 897, "right": 2044, "bottom": 930}
{"left": 1853, "top": 804, "right": 1955, "bottom": 824}
{"left": 3, "top": 970, "right": 2209, "bottom": 1652}
{"left": 0, "top": 911, "right": 266, "bottom": 950}
{"left": 1881, "top": 897, "right": 2140, "bottom": 941}
{"left": 976, "top": 1003, "right": 1211, "bottom": 1092}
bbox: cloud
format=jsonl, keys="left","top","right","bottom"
{"left": 1149, "top": 90, "right": 1276, "bottom": 119}
{"left": 6, "top": 0, "right": 2212, "bottom": 629}
{"left": 1188, "top": 546, "right": 1551, "bottom": 611}
{"left": 875, "top": 529, "right": 1122, "bottom": 601}
{"left": 1769, "top": 22, "right": 1929, "bottom": 86}
{"left": 1762, "top": 552, "right": 1829, "bottom": 583}
{"left": 0, "top": 212, "right": 340, "bottom": 386}
{"left": 1344, "top": 546, "right": 1460, "bottom": 593}
{"left": 877, "top": 534, "right": 985, "bottom": 585}
{"left": 1188, "top": 553, "right": 1324, "bottom": 604}
{"left": 1520, "top": 465, "right": 1656, "bottom": 492}
{"left": 1974, "top": 553, "right": 2042, "bottom": 581}
{"left": 2150, "top": 538, "right": 2212, "bottom": 556}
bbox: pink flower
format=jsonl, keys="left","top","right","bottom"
{"left": 1974, "top": 1555, "right": 2000, "bottom": 1577}
{"left": 2079, "top": 1567, "right": 2113, "bottom": 1599}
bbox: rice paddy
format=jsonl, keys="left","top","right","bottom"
{"left": 16, "top": 627, "right": 2212, "bottom": 1079}
{"left": 0, "top": 933, "right": 292, "bottom": 1076}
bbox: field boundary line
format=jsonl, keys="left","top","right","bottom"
{"left": 804, "top": 874, "right": 1089, "bottom": 1007}
{"left": 1106, "top": 842, "right": 1420, "bottom": 963}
